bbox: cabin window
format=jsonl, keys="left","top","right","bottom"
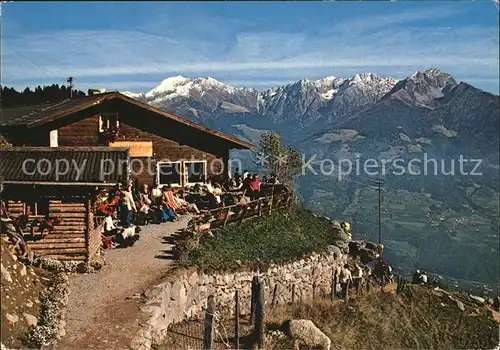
{"left": 184, "top": 161, "right": 207, "bottom": 185}
{"left": 99, "top": 113, "right": 120, "bottom": 133}
{"left": 25, "top": 198, "right": 49, "bottom": 217}
{"left": 157, "top": 161, "right": 182, "bottom": 187}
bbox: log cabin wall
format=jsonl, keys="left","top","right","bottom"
{"left": 30, "top": 199, "right": 88, "bottom": 261}
{"left": 3, "top": 187, "right": 92, "bottom": 262}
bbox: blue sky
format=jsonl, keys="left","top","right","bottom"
{"left": 1, "top": 1, "right": 499, "bottom": 94}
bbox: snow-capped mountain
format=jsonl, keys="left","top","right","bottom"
{"left": 121, "top": 68, "right": 499, "bottom": 151}
{"left": 123, "top": 71, "right": 400, "bottom": 135}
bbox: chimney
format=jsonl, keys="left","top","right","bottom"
{"left": 49, "top": 129, "right": 58, "bottom": 147}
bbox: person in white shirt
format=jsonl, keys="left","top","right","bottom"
{"left": 353, "top": 264, "right": 364, "bottom": 294}
{"left": 420, "top": 271, "right": 428, "bottom": 284}
{"left": 339, "top": 265, "right": 353, "bottom": 298}
{"left": 104, "top": 214, "right": 117, "bottom": 233}
{"left": 205, "top": 180, "right": 223, "bottom": 206}
{"left": 102, "top": 210, "right": 120, "bottom": 248}
{"left": 151, "top": 185, "right": 162, "bottom": 199}
{"left": 119, "top": 185, "right": 137, "bottom": 227}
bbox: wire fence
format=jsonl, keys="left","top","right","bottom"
{"left": 159, "top": 273, "right": 407, "bottom": 350}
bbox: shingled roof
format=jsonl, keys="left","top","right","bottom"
{"left": 0, "top": 147, "right": 129, "bottom": 186}
{"left": 0, "top": 92, "right": 256, "bottom": 150}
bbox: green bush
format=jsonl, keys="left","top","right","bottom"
{"left": 186, "top": 208, "right": 342, "bottom": 272}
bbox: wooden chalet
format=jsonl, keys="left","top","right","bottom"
{"left": 0, "top": 92, "right": 256, "bottom": 188}
{"left": 0, "top": 147, "right": 130, "bottom": 263}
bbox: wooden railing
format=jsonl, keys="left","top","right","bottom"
{"left": 191, "top": 191, "right": 294, "bottom": 232}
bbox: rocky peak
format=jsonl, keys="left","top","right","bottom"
{"left": 386, "top": 68, "right": 458, "bottom": 108}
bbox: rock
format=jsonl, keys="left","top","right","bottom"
{"left": 281, "top": 319, "right": 331, "bottom": 350}
{"left": 188, "top": 271, "right": 198, "bottom": 286}
{"left": 26, "top": 301, "right": 33, "bottom": 308}
{"left": 470, "top": 295, "right": 486, "bottom": 303}
{"left": 326, "top": 245, "right": 342, "bottom": 259}
{"left": 5, "top": 313, "right": 19, "bottom": 324}
{"left": 1, "top": 264, "right": 12, "bottom": 283}
{"left": 19, "top": 264, "right": 27, "bottom": 276}
{"left": 23, "top": 313, "right": 38, "bottom": 327}
{"left": 456, "top": 300, "right": 465, "bottom": 312}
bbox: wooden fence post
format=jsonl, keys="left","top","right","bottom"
{"left": 204, "top": 295, "right": 215, "bottom": 350}
{"left": 331, "top": 272, "right": 337, "bottom": 301}
{"left": 235, "top": 291, "right": 240, "bottom": 349}
{"left": 250, "top": 276, "right": 259, "bottom": 324}
{"left": 238, "top": 206, "right": 248, "bottom": 226}
{"left": 223, "top": 207, "right": 231, "bottom": 228}
{"left": 291, "top": 284, "right": 296, "bottom": 304}
{"left": 344, "top": 280, "right": 350, "bottom": 302}
{"left": 312, "top": 281, "right": 316, "bottom": 299}
{"left": 253, "top": 281, "right": 265, "bottom": 349}
{"left": 268, "top": 190, "right": 274, "bottom": 215}
{"left": 258, "top": 199, "right": 263, "bottom": 217}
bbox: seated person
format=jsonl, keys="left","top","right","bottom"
{"left": 161, "top": 186, "right": 181, "bottom": 221}
{"left": 103, "top": 210, "right": 120, "bottom": 235}
{"left": 135, "top": 184, "right": 154, "bottom": 225}
{"left": 102, "top": 210, "right": 121, "bottom": 248}
{"left": 174, "top": 190, "right": 201, "bottom": 214}
{"left": 205, "top": 181, "right": 223, "bottom": 206}
{"left": 192, "top": 183, "right": 204, "bottom": 195}
{"left": 151, "top": 180, "right": 163, "bottom": 201}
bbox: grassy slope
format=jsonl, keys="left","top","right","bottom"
{"left": 266, "top": 284, "right": 500, "bottom": 350}
{"left": 187, "top": 208, "right": 341, "bottom": 272}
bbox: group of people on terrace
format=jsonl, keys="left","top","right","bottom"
{"left": 96, "top": 168, "right": 283, "bottom": 248}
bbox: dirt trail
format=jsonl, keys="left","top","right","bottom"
{"left": 51, "top": 216, "right": 191, "bottom": 350}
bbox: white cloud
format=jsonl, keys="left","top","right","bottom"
{"left": 1, "top": 5, "right": 498, "bottom": 93}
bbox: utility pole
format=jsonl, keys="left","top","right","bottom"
{"left": 375, "top": 179, "right": 383, "bottom": 246}
{"left": 67, "top": 77, "right": 73, "bottom": 99}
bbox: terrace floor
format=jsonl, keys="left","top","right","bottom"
{"left": 51, "top": 215, "right": 192, "bottom": 350}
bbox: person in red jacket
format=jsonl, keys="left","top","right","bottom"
{"left": 249, "top": 174, "right": 262, "bottom": 201}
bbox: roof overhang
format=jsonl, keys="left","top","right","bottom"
{"left": 2, "top": 181, "right": 118, "bottom": 187}
{"left": 24, "top": 92, "right": 256, "bottom": 150}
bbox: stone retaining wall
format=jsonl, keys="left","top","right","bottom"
{"left": 130, "top": 251, "right": 347, "bottom": 349}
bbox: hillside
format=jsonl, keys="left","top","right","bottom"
{"left": 264, "top": 284, "right": 500, "bottom": 350}
{"left": 1, "top": 239, "right": 43, "bottom": 348}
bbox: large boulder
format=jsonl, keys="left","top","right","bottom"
{"left": 326, "top": 245, "right": 342, "bottom": 260}
{"left": 330, "top": 221, "right": 351, "bottom": 252}
{"left": 281, "top": 319, "right": 331, "bottom": 350}
{"left": 348, "top": 240, "right": 383, "bottom": 263}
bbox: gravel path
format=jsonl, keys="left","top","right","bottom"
{"left": 52, "top": 216, "right": 191, "bottom": 350}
